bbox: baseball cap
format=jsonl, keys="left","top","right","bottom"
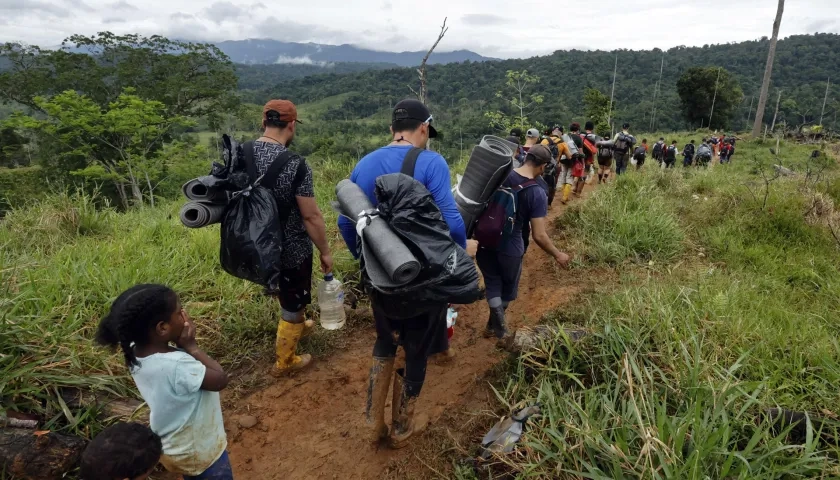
{"left": 392, "top": 99, "right": 438, "bottom": 138}
{"left": 263, "top": 99, "right": 301, "bottom": 124}
{"left": 622, "top": 122, "right": 630, "bottom": 129}
{"left": 526, "top": 144, "right": 552, "bottom": 165}
{"left": 526, "top": 128, "right": 540, "bottom": 138}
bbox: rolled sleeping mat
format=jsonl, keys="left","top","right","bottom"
{"left": 335, "top": 179, "right": 421, "bottom": 288}
{"left": 479, "top": 135, "right": 516, "bottom": 158}
{"left": 456, "top": 200, "right": 486, "bottom": 238}
{"left": 182, "top": 177, "right": 228, "bottom": 203}
{"left": 179, "top": 201, "right": 227, "bottom": 229}
{"left": 456, "top": 144, "right": 513, "bottom": 206}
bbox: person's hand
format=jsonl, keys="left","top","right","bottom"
{"left": 465, "top": 240, "right": 479, "bottom": 257}
{"left": 555, "top": 251, "right": 571, "bottom": 268}
{"left": 176, "top": 312, "right": 199, "bottom": 354}
{"left": 320, "top": 252, "right": 334, "bottom": 274}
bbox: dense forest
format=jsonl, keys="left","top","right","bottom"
{"left": 241, "top": 34, "right": 840, "bottom": 137}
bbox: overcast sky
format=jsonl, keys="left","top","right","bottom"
{"left": 1, "top": 0, "right": 838, "bottom": 58}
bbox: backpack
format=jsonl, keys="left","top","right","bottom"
{"left": 652, "top": 142, "right": 663, "bottom": 157}
{"left": 683, "top": 144, "right": 695, "bottom": 156}
{"left": 581, "top": 134, "right": 598, "bottom": 160}
{"left": 666, "top": 145, "right": 678, "bottom": 161}
{"left": 220, "top": 142, "right": 306, "bottom": 291}
{"left": 598, "top": 143, "right": 613, "bottom": 160}
{"left": 514, "top": 146, "right": 527, "bottom": 165}
{"left": 633, "top": 146, "right": 647, "bottom": 160}
{"left": 473, "top": 178, "right": 539, "bottom": 251}
{"left": 541, "top": 136, "right": 560, "bottom": 162}
{"left": 614, "top": 133, "right": 634, "bottom": 153}
{"left": 561, "top": 134, "right": 581, "bottom": 166}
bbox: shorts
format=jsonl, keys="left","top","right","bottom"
{"left": 184, "top": 451, "right": 233, "bottom": 480}
{"left": 597, "top": 157, "right": 613, "bottom": 167}
{"left": 476, "top": 249, "right": 524, "bottom": 302}
{"left": 269, "top": 254, "right": 313, "bottom": 312}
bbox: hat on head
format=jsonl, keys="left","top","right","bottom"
{"left": 392, "top": 99, "right": 437, "bottom": 138}
{"left": 551, "top": 124, "right": 563, "bottom": 133}
{"left": 526, "top": 144, "right": 552, "bottom": 165}
{"left": 263, "top": 99, "right": 301, "bottom": 124}
{"left": 526, "top": 128, "right": 540, "bottom": 138}
{"left": 509, "top": 127, "right": 522, "bottom": 137}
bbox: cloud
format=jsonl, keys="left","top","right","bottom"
{"left": 461, "top": 13, "right": 506, "bottom": 26}
{"left": 169, "top": 12, "right": 194, "bottom": 20}
{"left": 275, "top": 54, "right": 332, "bottom": 67}
{"left": 805, "top": 18, "right": 838, "bottom": 32}
{"left": 381, "top": 1, "right": 392, "bottom": 10}
{"left": 0, "top": 0, "right": 71, "bottom": 17}
{"left": 63, "top": 0, "right": 95, "bottom": 12}
{"left": 102, "top": 15, "right": 125, "bottom": 23}
{"left": 250, "top": 1, "right": 265, "bottom": 8}
{"left": 203, "top": 1, "right": 244, "bottom": 24}
{"left": 107, "top": 0, "right": 136, "bottom": 10}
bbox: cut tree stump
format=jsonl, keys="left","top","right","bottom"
{"left": 0, "top": 428, "right": 87, "bottom": 480}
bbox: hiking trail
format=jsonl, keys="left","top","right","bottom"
{"left": 223, "top": 182, "right": 602, "bottom": 479}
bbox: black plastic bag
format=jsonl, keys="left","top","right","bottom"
{"left": 219, "top": 185, "right": 285, "bottom": 289}
{"left": 367, "top": 173, "right": 482, "bottom": 310}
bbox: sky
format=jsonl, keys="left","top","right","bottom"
{"left": 1, "top": 0, "right": 839, "bottom": 58}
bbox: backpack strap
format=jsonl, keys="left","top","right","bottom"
{"left": 242, "top": 141, "right": 258, "bottom": 182}
{"left": 400, "top": 147, "right": 424, "bottom": 178}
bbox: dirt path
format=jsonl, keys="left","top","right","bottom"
{"left": 225, "top": 181, "right": 601, "bottom": 479}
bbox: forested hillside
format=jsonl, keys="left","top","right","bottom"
{"left": 242, "top": 34, "right": 840, "bottom": 134}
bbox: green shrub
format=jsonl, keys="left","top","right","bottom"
{"left": 0, "top": 166, "right": 49, "bottom": 211}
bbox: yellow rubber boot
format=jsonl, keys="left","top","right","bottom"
{"left": 562, "top": 184, "right": 572, "bottom": 204}
{"left": 274, "top": 320, "right": 312, "bottom": 374}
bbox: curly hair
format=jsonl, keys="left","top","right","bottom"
{"left": 95, "top": 284, "right": 179, "bottom": 368}
{"left": 80, "top": 422, "right": 162, "bottom": 480}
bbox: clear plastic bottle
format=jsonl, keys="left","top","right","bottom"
{"left": 317, "top": 273, "right": 346, "bottom": 330}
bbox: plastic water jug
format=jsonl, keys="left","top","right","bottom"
{"left": 318, "top": 273, "right": 346, "bottom": 330}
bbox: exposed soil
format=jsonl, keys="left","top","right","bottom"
{"left": 222, "top": 181, "right": 605, "bottom": 479}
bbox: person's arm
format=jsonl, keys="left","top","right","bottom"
{"left": 176, "top": 317, "right": 229, "bottom": 391}
{"left": 530, "top": 217, "right": 570, "bottom": 266}
{"left": 424, "top": 153, "right": 467, "bottom": 248}
{"left": 338, "top": 216, "right": 359, "bottom": 259}
{"left": 294, "top": 164, "right": 333, "bottom": 273}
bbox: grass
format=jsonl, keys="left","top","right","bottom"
{"left": 486, "top": 136, "right": 840, "bottom": 478}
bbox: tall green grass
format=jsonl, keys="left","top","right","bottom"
{"left": 496, "top": 138, "right": 840, "bottom": 478}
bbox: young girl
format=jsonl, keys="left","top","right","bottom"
{"left": 96, "top": 284, "right": 233, "bottom": 480}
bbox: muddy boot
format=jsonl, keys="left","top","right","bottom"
{"left": 431, "top": 348, "right": 456, "bottom": 364}
{"left": 365, "top": 356, "right": 394, "bottom": 442}
{"left": 561, "top": 184, "right": 572, "bottom": 204}
{"left": 482, "top": 311, "right": 495, "bottom": 338}
{"left": 487, "top": 305, "right": 508, "bottom": 339}
{"left": 575, "top": 180, "right": 585, "bottom": 196}
{"left": 388, "top": 369, "right": 428, "bottom": 449}
{"left": 273, "top": 320, "right": 312, "bottom": 375}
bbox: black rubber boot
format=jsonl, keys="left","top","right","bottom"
{"left": 488, "top": 305, "right": 507, "bottom": 339}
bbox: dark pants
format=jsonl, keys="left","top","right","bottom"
{"left": 269, "top": 254, "right": 313, "bottom": 314}
{"left": 184, "top": 451, "right": 233, "bottom": 480}
{"left": 665, "top": 159, "right": 676, "bottom": 169}
{"left": 614, "top": 152, "right": 630, "bottom": 174}
{"left": 371, "top": 296, "right": 448, "bottom": 398}
{"left": 683, "top": 155, "right": 693, "bottom": 167}
{"left": 476, "top": 249, "right": 524, "bottom": 302}
{"left": 543, "top": 170, "right": 558, "bottom": 206}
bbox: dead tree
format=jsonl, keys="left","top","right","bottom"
{"left": 0, "top": 429, "right": 87, "bottom": 480}
{"left": 408, "top": 17, "right": 449, "bottom": 106}
{"left": 751, "top": 0, "right": 785, "bottom": 137}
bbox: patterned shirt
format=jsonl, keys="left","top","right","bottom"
{"left": 252, "top": 141, "right": 314, "bottom": 269}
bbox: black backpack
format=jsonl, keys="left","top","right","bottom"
{"left": 652, "top": 142, "right": 663, "bottom": 157}
{"left": 684, "top": 144, "right": 695, "bottom": 156}
{"left": 541, "top": 136, "right": 560, "bottom": 161}
{"left": 633, "top": 146, "right": 647, "bottom": 160}
{"left": 614, "top": 133, "right": 634, "bottom": 153}
{"left": 666, "top": 145, "right": 678, "bottom": 161}
{"left": 219, "top": 142, "right": 306, "bottom": 292}
{"left": 598, "top": 143, "right": 613, "bottom": 160}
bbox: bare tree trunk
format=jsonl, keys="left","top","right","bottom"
{"left": 607, "top": 55, "right": 618, "bottom": 131}
{"left": 145, "top": 171, "right": 155, "bottom": 208}
{"left": 113, "top": 180, "right": 129, "bottom": 209}
{"left": 820, "top": 77, "right": 830, "bottom": 125}
{"left": 771, "top": 90, "right": 782, "bottom": 131}
{"left": 751, "top": 0, "right": 785, "bottom": 137}
{"left": 650, "top": 54, "right": 664, "bottom": 131}
{"left": 416, "top": 17, "right": 449, "bottom": 106}
{"left": 709, "top": 67, "right": 722, "bottom": 128}
{"left": 746, "top": 95, "right": 755, "bottom": 127}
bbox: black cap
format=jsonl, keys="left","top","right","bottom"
{"left": 509, "top": 127, "right": 522, "bottom": 137}
{"left": 392, "top": 99, "right": 437, "bottom": 138}
{"left": 622, "top": 122, "right": 630, "bottom": 129}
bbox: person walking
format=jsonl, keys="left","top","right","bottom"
{"left": 338, "top": 99, "right": 474, "bottom": 449}
{"left": 596, "top": 137, "right": 614, "bottom": 183}
{"left": 250, "top": 100, "right": 333, "bottom": 374}
{"left": 683, "top": 139, "right": 696, "bottom": 167}
{"left": 664, "top": 140, "right": 679, "bottom": 168}
{"left": 540, "top": 125, "right": 572, "bottom": 206}
{"left": 476, "top": 144, "right": 571, "bottom": 341}
{"left": 576, "top": 121, "right": 599, "bottom": 195}
{"left": 632, "top": 139, "right": 648, "bottom": 170}
{"left": 652, "top": 137, "right": 666, "bottom": 167}
{"left": 611, "top": 123, "right": 636, "bottom": 175}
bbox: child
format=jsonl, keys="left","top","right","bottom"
{"left": 80, "top": 422, "right": 162, "bottom": 480}
{"left": 95, "top": 284, "right": 233, "bottom": 480}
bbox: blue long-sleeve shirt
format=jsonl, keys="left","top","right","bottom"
{"left": 338, "top": 145, "right": 466, "bottom": 258}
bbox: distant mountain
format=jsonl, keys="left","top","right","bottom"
{"left": 214, "top": 39, "right": 493, "bottom": 67}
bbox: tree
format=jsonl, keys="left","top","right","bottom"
{"left": 485, "top": 70, "right": 543, "bottom": 132}
{"left": 9, "top": 89, "right": 193, "bottom": 207}
{"left": 0, "top": 33, "right": 237, "bottom": 118}
{"left": 583, "top": 88, "right": 611, "bottom": 136}
{"left": 677, "top": 67, "right": 743, "bottom": 129}
{"left": 752, "top": 0, "right": 785, "bottom": 137}
{"left": 0, "top": 126, "right": 28, "bottom": 167}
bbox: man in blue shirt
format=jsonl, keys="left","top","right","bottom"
{"left": 338, "top": 99, "right": 471, "bottom": 450}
